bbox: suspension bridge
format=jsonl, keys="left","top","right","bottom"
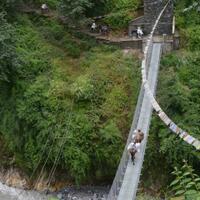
{"left": 10, "top": 1, "right": 200, "bottom": 200}
{"left": 107, "top": 1, "right": 200, "bottom": 200}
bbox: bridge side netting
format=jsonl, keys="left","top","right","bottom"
{"left": 108, "top": 0, "right": 199, "bottom": 199}
{"left": 142, "top": 0, "right": 200, "bottom": 150}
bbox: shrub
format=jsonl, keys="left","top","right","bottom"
{"left": 104, "top": 10, "right": 133, "bottom": 30}
{"left": 184, "top": 26, "right": 200, "bottom": 51}
{"left": 170, "top": 161, "right": 200, "bottom": 197}
{"left": 0, "top": 12, "right": 18, "bottom": 83}
{"left": 106, "top": 0, "right": 140, "bottom": 12}
{"left": 70, "top": 75, "right": 94, "bottom": 101}
{"left": 34, "top": 18, "right": 66, "bottom": 41}
{"left": 65, "top": 43, "right": 81, "bottom": 58}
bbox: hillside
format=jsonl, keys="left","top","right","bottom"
{"left": 0, "top": 0, "right": 141, "bottom": 189}
{"left": 0, "top": 0, "right": 200, "bottom": 200}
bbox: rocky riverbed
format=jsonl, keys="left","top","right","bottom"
{"left": 0, "top": 167, "right": 110, "bottom": 200}
{"left": 55, "top": 186, "right": 109, "bottom": 200}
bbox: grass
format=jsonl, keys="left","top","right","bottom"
{"left": 136, "top": 194, "right": 161, "bottom": 200}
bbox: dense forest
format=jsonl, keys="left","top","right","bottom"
{"left": 0, "top": 0, "right": 200, "bottom": 199}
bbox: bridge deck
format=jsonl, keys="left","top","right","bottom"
{"left": 117, "top": 43, "right": 162, "bottom": 200}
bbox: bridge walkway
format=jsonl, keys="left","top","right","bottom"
{"left": 117, "top": 43, "right": 162, "bottom": 200}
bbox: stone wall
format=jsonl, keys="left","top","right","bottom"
{"left": 129, "top": 0, "right": 173, "bottom": 35}
{"left": 97, "top": 38, "right": 143, "bottom": 50}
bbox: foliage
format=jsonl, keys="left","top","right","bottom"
{"left": 101, "top": 0, "right": 140, "bottom": 29}
{"left": 183, "top": 26, "right": 200, "bottom": 51}
{"left": 58, "top": 0, "right": 140, "bottom": 27}
{"left": 31, "top": 17, "right": 85, "bottom": 58}
{"left": 86, "top": 0, "right": 106, "bottom": 16}
{"left": 59, "top": 0, "right": 93, "bottom": 25}
{"left": 136, "top": 194, "right": 160, "bottom": 200}
{"left": 0, "top": 0, "right": 22, "bottom": 14}
{"left": 0, "top": 14, "right": 140, "bottom": 185}
{"left": 170, "top": 161, "right": 200, "bottom": 197}
{"left": 0, "top": 12, "right": 18, "bottom": 83}
{"left": 103, "top": 10, "right": 133, "bottom": 29}
{"left": 105, "top": 0, "right": 141, "bottom": 12}
{"left": 175, "top": 1, "right": 200, "bottom": 50}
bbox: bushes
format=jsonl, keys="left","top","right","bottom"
{"left": 176, "top": 6, "right": 200, "bottom": 50}
{"left": 184, "top": 26, "right": 200, "bottom": 51}
{"left": 59, "top": 0, "right": 93, "bottom": 25}
{"left": 106, "top": 0, "right": 141, "bottom": 12}
{"left": 63, "top": 42, "right": 81, "bottom": 58}
{"left": 102, "top": 0, "right": 140, "bottom": 30}
{"left": 104, "top": 10, "right": 133, "bottom": 30}
{"left": 70, "top": 75, "right": 95, "bottom": 102}
{"left": 0, "top": 12, "right": 18, "bottom": 83}
{"left": 32, "top": 17, "right": 83, "bottom": 58}
{"left": 0, "top": 14, "right": 140, "bottom": 185}
{"left": 170, "top": 161, "right": 200, "bottom": 198}
{"left": 0, "top": 0, "right": 22, "bottom": 14}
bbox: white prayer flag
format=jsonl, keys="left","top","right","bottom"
{"left": 158, "top": 111, "right": 171, "bottom": 126}
{"left": 151, "top": 99, "right": 161, "bottom": 112}
{"left": 179, "top": 130, "right": 188, "bottom": 139}
{"left": 193, "top": 140, "right": 200, "bottom": 150}
{"left": 169, "top": 122, "right": 177, "bottom": 133}
{"left": 184, "top": 135, "right": 196, "bottom": 144}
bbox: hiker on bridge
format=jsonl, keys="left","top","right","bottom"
{"left": 132, "top": 129, "right": 144, "bottom": 143}
{"left": 136, "top": 27, "right": 144, "bottom": 39}
{"left": 127, "top": 142, "right": 141, "bottom": 164}
{"left": 127, "top": 129, "right": 144, "bottom": 164}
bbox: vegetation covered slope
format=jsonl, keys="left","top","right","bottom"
{"left": 1, "top": 0, "right": 200, "bottom": 198}
{"left": 0, "top": 4, "right": 140, "bottom": 185}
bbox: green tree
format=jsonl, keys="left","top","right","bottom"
{"left": 59, "top": 0, "right": 93, "bottom": 25}
{"left": 0, "top": 12, "right": 18, "bottom": 83}
{"left": 0, "top": 0, "right": 22, "bottom": 14}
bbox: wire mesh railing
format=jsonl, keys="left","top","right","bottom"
{"left": 107, "top": 1, "right": 173, "bottom": 200}
{"left": 107, "top": 85, "right": 145, "bottom": 200}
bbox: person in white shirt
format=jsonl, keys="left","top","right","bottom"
{"left": 128, "top": 129, "right": 144, "bottom": 164}
{"left": 91, "top": 22, "right": 97, "bottom": 32}
{"left": 127, "top": 142, "right": 141, "bottom": 164}
{"left": 41, "top": 4, "right": 49, "bottom": 13}
{"left": 137, "top": 27, "right": 144, "bottom": 39}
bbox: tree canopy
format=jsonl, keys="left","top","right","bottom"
{"left": 0, "top": 12, "right": 18, "bottom": 83}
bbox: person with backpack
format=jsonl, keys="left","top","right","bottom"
{"left": 127, "top": 141, "right": 141, "bottom": 165}
{"left": 132, "top": 129, "right": 144, "bottom": 143}
{"left": 136, "top": 27, "right": 144, "bottom": 39}
{"left": 127, "top": 129, "right": 144, "bottom": 165}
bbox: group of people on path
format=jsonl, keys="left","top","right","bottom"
{"left": 127, "top": 129, "right": 144, "bottom": 165}
{"left": 90, "top": 22, "right": 109, "bottom": 35}
{"left": 91, "top": 21, "right": 144, "bottom": 38}
{"left": 131, "top": 27, "right": 144, "bottom": 39}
